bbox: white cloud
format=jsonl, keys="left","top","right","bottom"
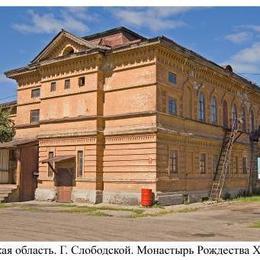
{"left": 0, "top": 74, "right": 15, "bottom": 85}
{"left": 225, "top": 32, "right": 251, "bottom": 44}
{"left": 236, "top": 24, "right": 260, "bottom": 33}
{"left": 12, "top": 9, "right": 89, "bottom": 34}
{"left": 223, "top": 42, "right": 260, "bottom": 74}
{"left": 112, "top": 7, "right": 195, "bottom": 31}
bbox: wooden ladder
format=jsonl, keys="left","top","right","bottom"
{"left": 210, "top": 121, "right": 241, "bottom": 201}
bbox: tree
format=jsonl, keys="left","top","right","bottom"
{"left": 0, "top": 106, "right": 15, "bottom": 143}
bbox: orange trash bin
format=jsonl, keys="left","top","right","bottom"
{"left": 141, "top": 188, "right": 153, "bottom": 207}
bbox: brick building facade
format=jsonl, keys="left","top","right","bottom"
{"left": 2, "top": 27, "right": 260, "bottom": 204}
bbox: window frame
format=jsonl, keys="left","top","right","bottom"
{"left": 30, "top": 109, "right": 40, "bottom": 124}
{"left": 169, "top": 150, "right": 178, "bottom": 175}
{"left": 64, "top": 79, "right": 71, "bottom": 89}
{"left": 78, "top": 77, "right": 85, "bottom": 87}
{"left": 48, "top": 151, "right": 54, "bottom": 177}
{"left": 243, "top": 157, "right": 247, "bottom": 174}
{"left": 168, "top": 97, "right": 177, "bottom": 115}
{"left": 198, "top": 92, "right": 206, "bottom": 122}
{"left": 31, "top": 88, "right": 41, "bottom": 99}
{"left": 168, "top": 72, "right": 177, "bottom": 85}
{"left": 50, "top": 82, "right": 56, "bottom": 92}
{"left": 77, "top": 150, "right": 84, "bottom": 178}
{"left": 210, "top": 96, "right": 217, "bottom": 124}
{"left": 199, "top": 153, "right": 207, "bottom": 174}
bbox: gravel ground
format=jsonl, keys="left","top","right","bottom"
{"left": 0, "top": 200, "right": 259, "bottom": 241}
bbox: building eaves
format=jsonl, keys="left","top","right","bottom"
{"left": 154, "top": 36, "right": 260, "bottom": 93}
{"left": 83, "top": 26, "right": 147, "bottom": 41}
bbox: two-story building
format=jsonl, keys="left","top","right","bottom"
{"left": 1, "top": 26, "right": 260, "bottom": 204}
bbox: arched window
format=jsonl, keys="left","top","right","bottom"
{"left": 210, "top": 96, "right": 217, "bottom": 124}
{"left": 62, "top": 46, "right": 74, "bottom": 56}
{"left": 250, "top": 109, "right": 255, "bottom": 132}
{"left": 223, "top": 100, "right": 228, "bottom": 128}
{"left": 232, "top": 104, "right": 238, "bottom": 129}
{"left": 198, "top": 92, "right": 205, "bottom": 121}
{"left": 241, "top": 107, "right": 247, "bottom": 132}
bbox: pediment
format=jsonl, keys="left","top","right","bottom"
{"left": 31, "top": 30, "right": 98, "bottom": 63}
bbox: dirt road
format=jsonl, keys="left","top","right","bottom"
{"left": 0, "top": 200, "right": 259, "bottom": 241}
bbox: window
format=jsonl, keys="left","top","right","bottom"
{"left": 168, "top": 97, "right": 177, "bottom": 115}
{"left": 168, "top": 72, "right": 177, "bottom": 84}
{"left": 241, "top": 107, "right": 247, "bottom": 132}
{"left": 250, "top": 110, "right": 255, "bottom": 132}
{"left": 234, "top": 156, "right": 239, "bottom": 175}
{"left": 223, "top": 100, "right": 228, "bottom": 128}
{"left": 198, "top": 92, "right": 205, "bottom": 121}
{"left": 77, "top": 150, "right": 84, "bottom": 177}
{"left": 169, "top": 150, "right": 178, "bottom": 175}
{"left": 199, "top": 153, "right": 206, "bottom": 174}
{"left": 232, "top": 104, "right": 238, "bottom": 129}
{"left": 48, "top": 152, "right": 54, "bottom": 177}
{"left": 257, "top": 157, "right": 260, "bottom": 180}
{"left": 64, "top": 79, "right": 70, "bottom": 89}
{"left": 31, "top": 88, "right": 40, "bottom": 98}
{"left": 30, "top": 109, "right": 40, "bottom": 124}
{"left": 50, "top": 82, "right": 56, "bottom": 92}
{"left": 78, "top": 77, "right": 85, "bottom": 87}
{"left": 213, "top": 154, "right": 219, "bottom": 175}
{"left": 62, "top": 46, "right": 74, "bottom": 56}
{"left": 210, "top": 96, "right": 217, "bottom": 124}
{"left": 243, "top": 157, "right": 247, "bottom": 174}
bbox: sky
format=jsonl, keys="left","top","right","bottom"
{"left": 0, "top": 7, "right": 260, "bottom": 103}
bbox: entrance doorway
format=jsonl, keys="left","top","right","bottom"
{"left": 55, "top": 168, "right": 74, "bottom": 203}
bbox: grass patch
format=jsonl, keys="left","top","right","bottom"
{"left": 175, "top": 207, "right": 199, "bottom": 213}
{"left": 249, "top": 221, "right": 260, "bottom": 228}
{"left": 19, "top": 206, "right": 42, "bottom": 212}
{"left": 131, "top": 209, "right": 174, "bottom": 218}
{"left": 234, "top": 196, "right": 260, "bottom": 203}
{"left": 0, "top": 203, "right": 8, "bottom": 208}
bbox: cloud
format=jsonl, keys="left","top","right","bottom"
{"left": 236, "top": 24, "right": 260, "bottom": 33}
{"left": 223, "top": 42, "right": 260, "bottom": 74}
{"left": 112, "top": 7, "right": 195, "bottom": 31}
{"left": 0, "top": 74, "right": 15, "bottom": 85}
{"left": 225, "top": 32, "right": 251, "bottom": 44}
{"left": 12, "top": 9, "right": 90, "bottom": 34}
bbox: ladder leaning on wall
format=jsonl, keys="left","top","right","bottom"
{"left": 209, "top": 120, "right": 242, "bottom": 201}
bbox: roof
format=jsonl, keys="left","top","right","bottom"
{"left": 4, "top": 26, "right": 260, "bottom": 93}
{"left": 83, "top": 26, "right": 146, "bottom": 41}
{"left": 0, "top": 138, "right": 37, "bottom": 148}
{"left": 41, "top": 155, "right": 75, "bottom": 163}
{"left": 0, "top": 100, "right": 17, "bottom": 107}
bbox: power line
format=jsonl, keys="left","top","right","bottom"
{"left": 0, "top": 95, "right": 16, "bottom": 101}
{"left": 238, "top": 72, "right": 260, "bottom": 76}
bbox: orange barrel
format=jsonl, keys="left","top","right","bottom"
{"left": 141, "top": 188, "right": 153, "bottom": 207}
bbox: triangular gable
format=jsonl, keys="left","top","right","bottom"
{"left": 31, "top": 30, "right": 99, "bottom": 64}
